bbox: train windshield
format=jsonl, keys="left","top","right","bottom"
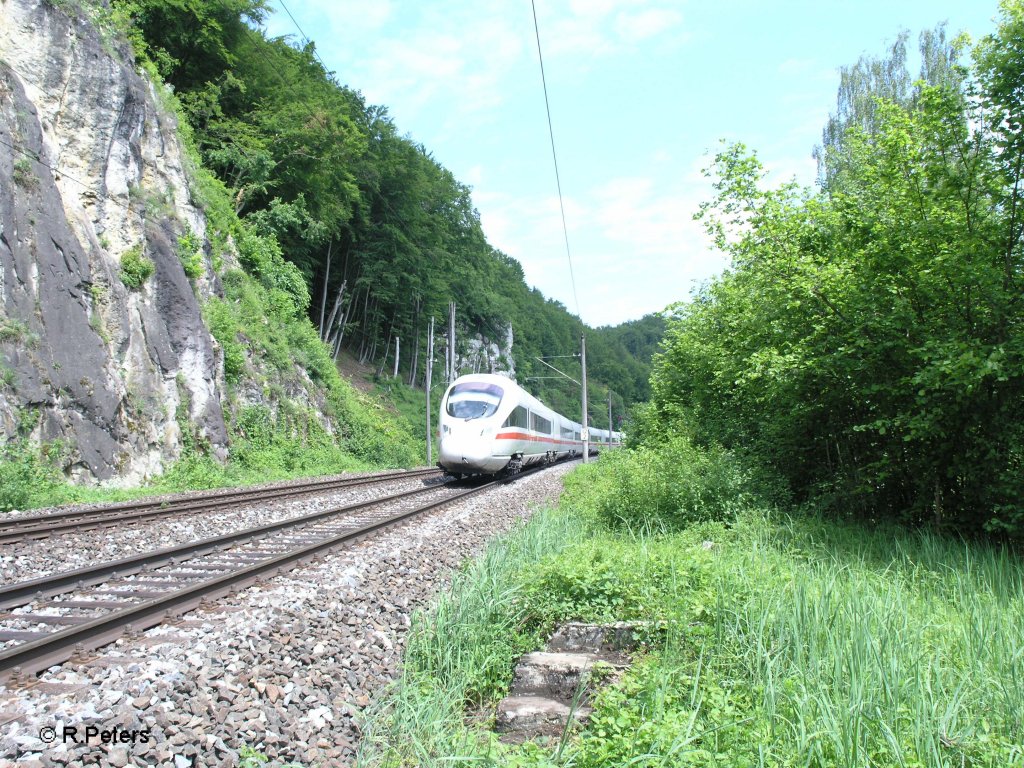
{"left": 446, "top": 382, "right": 504, "bottom": 419}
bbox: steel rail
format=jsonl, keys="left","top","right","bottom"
{"left": 0, "top": 468, "right": 540, "bottom": 683}
{"left": 0, "top": 468, "right": 441, "bottom": 544}
{"left": 0, "top": 481, "right": 449, "bottom": 610}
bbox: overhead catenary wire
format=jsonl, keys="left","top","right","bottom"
{"left": 0, "top": 133, "right": 147, "bottom": 224}
{"left": 530, "top": 0, "right": 581, "bottom": 320}
{"left": 276, "top": 0, "right": 334, "bottom": 79}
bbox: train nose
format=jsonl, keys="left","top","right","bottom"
{"left": 439, "top": 424, "right": 492, "bottom": 468}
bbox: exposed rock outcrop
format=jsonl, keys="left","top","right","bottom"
{"left": 457, "top": 323, "right": 515, "bottom": 379}
{"left": 0, "top": 0, "right": 227, "bottom": 483}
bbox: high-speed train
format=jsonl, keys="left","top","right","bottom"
{"left": 438, "top": 373, "right": 622, "bottom": 477}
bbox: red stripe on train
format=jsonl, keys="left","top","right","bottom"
{"left": 495, "top": 432, "right": 582, "bottom": 445}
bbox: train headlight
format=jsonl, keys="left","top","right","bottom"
{"left": 442, "top": 424, "right": 450, "bottom": 434}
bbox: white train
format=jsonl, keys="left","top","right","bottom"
{"left": 438, "top": 373, "right": 623, "bottom": 477}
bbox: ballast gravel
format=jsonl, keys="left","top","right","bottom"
{"left": 0, "top": 464, "right": 572, "bottom": 767}
{"left": 0, "top": 474, "right": 437, "bottom": 586}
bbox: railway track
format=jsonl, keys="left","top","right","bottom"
{"left": 0, "top": 465, "right": 550, "bottom": 683}
{"left": 0, "top": 467, "right": 441, "bottom": 545}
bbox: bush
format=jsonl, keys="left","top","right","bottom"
{"left": 203, "top": 297, "right": 246, "bottom": 382}
{"left": 567, "top": 436, "right": 751, "bottom": 532}
{"left": 176, "top": 227, "right": 204, "bottom": 279}
{"left": 0, "top": 441, "right": 62, "bottom": 511}
{"left": 120, "top": 243, "right": 155, "bottom": 288}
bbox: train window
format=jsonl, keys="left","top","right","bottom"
{"left": 446, "top": 382, "right": 504, "bottom": 419}
{"left": 561, "top": 425, "right": 573, "bottom": 438}
{"left": 574, "top": 431, "right": 580, "bottom": 441}
{"left": 531, "top": 413, "right": 552, "bottom": 434}
{"left": 502, "top": 406, "right": 529, "bottom": 429}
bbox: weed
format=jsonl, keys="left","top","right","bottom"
{"left": 176, "top": 226, "right": 204, "bottom": 280}
{"left": 0, "top": 440, "right": 62, "bottom": 511}
{"left": 0, "top": 318, "right": 33, "bottom": 344}
{"left": 120, "top": 243, "right": 154, "bottom": 289}
{"left": 12, "top": 156, "right": 37, "bottom": 189}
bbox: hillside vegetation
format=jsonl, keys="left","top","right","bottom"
{"left": 0, "top": 0, "right": 665, "bottom": 509}
{"left": 112, "top": 0, "right": 661, "bottom": 423}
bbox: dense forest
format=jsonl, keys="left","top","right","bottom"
{"left": 642, "top": 9, "right": 1024, "bottom": 537}
{"left": 109, "top": 0, "right": 662, "bottom": 425}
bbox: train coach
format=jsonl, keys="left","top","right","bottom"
{"left": 437, "top": 373, "right": 622, "bottom": 478}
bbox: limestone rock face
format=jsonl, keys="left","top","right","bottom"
{"left": 0, "top": 0, "right": 227, "bottom": 483}
{"left": 457, "top": 323, "right": 515, "bottom": 379}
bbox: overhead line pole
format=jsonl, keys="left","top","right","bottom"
{"left": 448, "top": 301, "right": 456, "bottom": 383}
{"left": 608, "top": 391, "right": 613, "bottom": 446}
{"left": 426, "top": 316, "right": 434, "bottom": 466}
{"left": 581, "top": 334, "right": 589, "bottom": 464}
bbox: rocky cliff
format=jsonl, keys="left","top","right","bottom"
{"left": 0, "top": 0, "right": 228, "bottom": 484}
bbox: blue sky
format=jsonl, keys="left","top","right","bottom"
{"left": 264, "top": 1, "right": 1000, "bottom": 327}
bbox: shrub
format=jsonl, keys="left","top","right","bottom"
{"left": 176, "top": 227, "right": 204, "bottom": 279}
{"left": 203, "top": 297, "right": 246, "bottom": 382}
{"left": 12, "top": 157, "right": 37, "bottom": 189}
{"left": 120, "top": 243, "right": 155, "bottom": 288}
{"left": 236, "top": 225, "right": 309, "bottom": 316}
{"left": 567, "top": 436, "right": 751, "bottom": 532}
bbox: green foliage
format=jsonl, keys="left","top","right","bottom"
{"left": 236, "top": 226, "right": 310, "bottom": 317}
{"left": 111, "top": 0, "right": 657, "bottom": 421}
{"left": 0, "top": 440, "right": 64, "bottom": 511}
{"left": 361, "top": 455, "right": 1024, "bottom": 768}
{"left": 12, "top": 156, "right": 37, "bottom": 189}
{"left": 519, "top": 537, "right": 685, "bottom": 626}
{"left": 647, "top": 8, "right": 1024, "bottom": 536}
{"left": 202, "top": 294, "right": 246, "bottom": 382}
{"left": 119, "top": 243, "right": 155, "bottom": 288}
{"left": 564, "top": 440, "right": 751, "bottom": 532}
{"left": 176, "top": 226, "right": 204, "bottom": 279}
{"left": 0, "top": 317, "right": 37, "bottom": 346}
{"left": 238, "top": 744, "right": 302, "bottom": 768}
{"left": 357, "top": 506, "right": 587, "bottom": 766}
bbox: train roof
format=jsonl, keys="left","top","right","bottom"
{"left": 445, "top": 373, "right": 623, "bottom": 438}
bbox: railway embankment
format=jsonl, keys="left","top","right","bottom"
{"left": 359, "top": 451, "right": 1024, "bottom": 768}
{"left": 0, "top": 465, "right": 572, "bottom": 766}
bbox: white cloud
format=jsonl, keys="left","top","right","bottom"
{"left": 541, "top": 1, "right": 687, "bottom": 59}
{"left": 474, "top": 171, "right": 726, "bottom": 326}
{"left": 615, "top": 8, "right": 684, "bottom": 43}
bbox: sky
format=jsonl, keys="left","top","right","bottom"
{"left": 263, "top": 1, "right": 1001, "bottom": 328}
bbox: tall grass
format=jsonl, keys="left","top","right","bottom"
{"left": 356, "top": 506, "right": 594, "bottom": 767}
{"left": 713, "top": 515, "right": 1024, "bottom": 767}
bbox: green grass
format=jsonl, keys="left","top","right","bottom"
{"left": 0, "top": 421, "right": 379, "bottom": 512}
{"left": 357, "top": 454, "right": 1024, "bottom": 767}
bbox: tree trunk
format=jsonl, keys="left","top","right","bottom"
{"left": 317, "top": 239, "right": 333, "bottom": 340}
{"left": 408, "top": 296, "right": 421, "bottom": 387}
{"left": 324, "top": 279, "right": 347, "bottom": 347}
{"left": 376, "top": 330, "right": 392, "bottom": 377}
{"left": 409, "top": 333, "right": 420, "bottom": 388}
{"left": 360, "top": 295, "right": 377, "bottom": 364}
{"left": 334, "top": 284, "right": 358, "bottom": 355}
